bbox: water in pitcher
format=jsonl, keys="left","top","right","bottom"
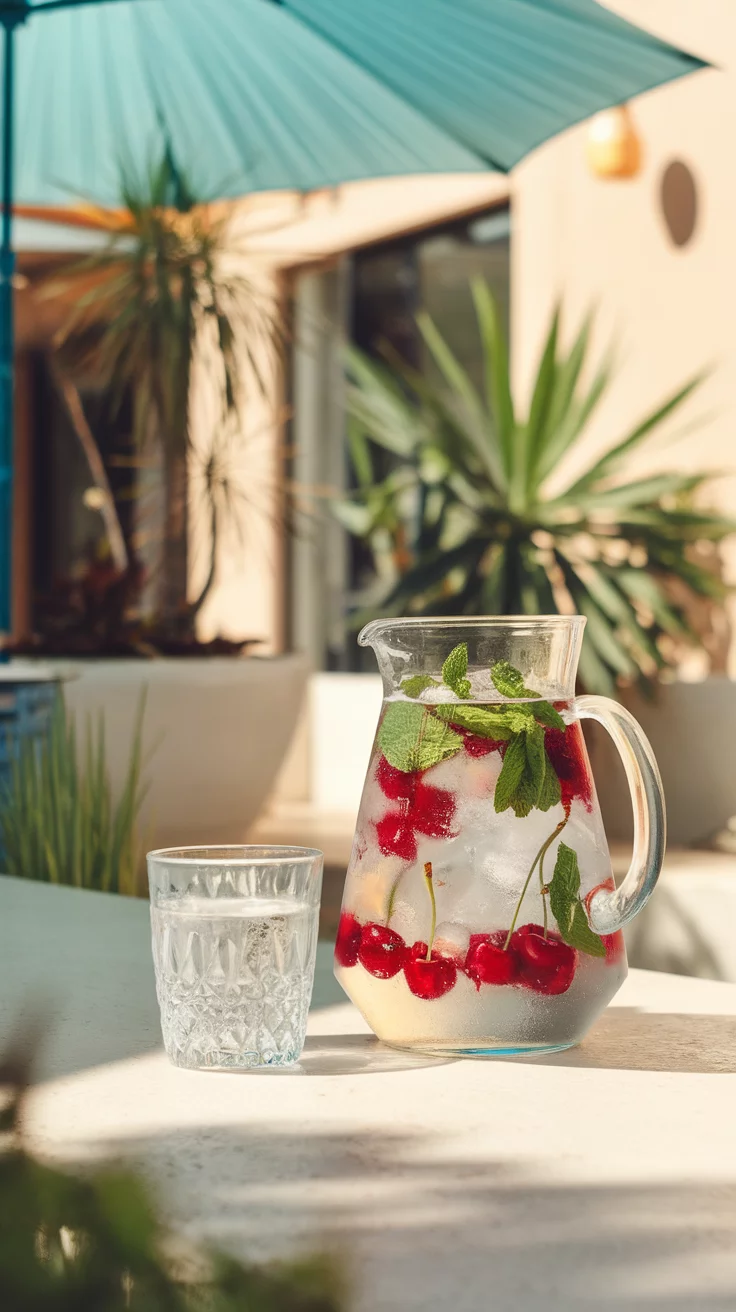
{"left": 152, "top": 896, "right": 318, "bottom": 1068}
{"left": 335, "top": 644, "right": 626, "bottom": 1054}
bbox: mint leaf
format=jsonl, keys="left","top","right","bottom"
{"left": 493, "top": 734, "right": 527, "bottom": 813}
{"left": 537, "top": 750, "right": 562, "bottom": 812}
{"left": 524, "top": 723, "right": 546, "bottom": 794}
{"left": 548, "top": 842, "right": 605, "bottom": 957}
{"left": 490, "top": 660, "right": 566, "bottom": 730}
{"left": 401, "top": 674, "right": 439, "bottom": 698}
{"left": 490, "top": 660, "right": 538, "bottom": 700}
{"left": 378, "top": 702, "right": 463, "bottom": 773}
{"left": 501, "top": 704, "right": 537, "bottom": 732}
{"left": 442, "top": 642, "right": 471, "bottom": 699}
{"left": 568, "top": 902, "right": 606, "bottom": 957}
{"left": 433, "top": 703, "right": 513, "bottom": 740}
{"left": 505, "top": 725, "right": 545, "bottom": 817}
{"left": 529, "top": 700, "right": 566, "bottom": 732}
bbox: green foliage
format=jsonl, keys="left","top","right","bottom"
{"left": 377, "top": 702, "right": 463, "bottom": 773}
{"left": 492, "top": 721, "right": 560, "bottom": 819}
{"left": 337, "top": 281, "right": 734, "bottom": 694}
{"left": 53, "top": 155, "right": 277, "bottom": 462}
{"left": 0, "top": 695, "right": 147, "bottom": 895}
{"left": 548, "top": 842, "right": 605, "bottom": 957}
{"left": 48, "top": 154, "right": 281, "bottom": 632}
{"left": 0, "top": 1051, "right": 343, "bottom": 1311}
{"left": 441, "top": 642, "right": 471, "bottom": 699}
{"left": 489, "top": 659, "right": 565, "bottom": 730}
{"left": 400, "top": 674, "right": 438, "bottom": 697}
{"left": 432, "top": 703, "right": 513, "bottom": 740}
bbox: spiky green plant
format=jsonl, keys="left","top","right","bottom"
{"left": 49, "top": 154, "right": 280, "bottom": 635}
{"left": 0, "top": 695, "right": 147, "bottom": 895}
{"left": 335, "top": 280, "right": 733, "bottom": 694}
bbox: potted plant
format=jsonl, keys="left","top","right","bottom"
{"left": 335, "top": 280, "right": 732, "bottom": 696}
{"left": 14, "top": 158, "right": 307, "bottom": 848}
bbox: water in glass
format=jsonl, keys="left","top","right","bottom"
{"left": 148, "top": 847, "right": 322, "bottom": 1069}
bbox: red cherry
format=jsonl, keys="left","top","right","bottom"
{"left": 603, "top": 931, "right": 625, "bottom": 963}
{"left": 465, "top": 932, "right": 517, "bottom": 987}
{"left": 375, "top": 811, "right": 418, "bottom": 861}
{"left": 404, "top": 941, "right": 457, "bottom": 999}
{"left": 512, "top": 925, "right": 577, "bottom": 995}
{"left": 513, "top": 923, "right": 546, "bottom": 940}
{"left": 463, "top": 733, "right": 504, "bottom": 758}
{"left": 334, "top": 911, "right": 362, "bottom": 968}
{"left": 544, "top": 723, "right": 593, "bottom": 815}
{"left": 358, "top": 923, "right": 408, "bottom": 978}
{"left": 410, "top": 782, "right": 457, "bottom": 838}
{"left": 376, "top": 756, "right": 419, "bottom": 802}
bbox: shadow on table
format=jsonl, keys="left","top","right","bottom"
{"left": 0, "top": 942, "right": 348, "bottom": 1085}
{"left": 300, "top": 1010, "right": 736, "bottom": 1078}
{"left": 523, "top": 1009, "right": 736, "bottom": 1075}
{"left": 299, "top": 1034, "right": 451, "bottom": 1076}
{"left": 93, "top": 1121, "right": 736, "bottom": 1312}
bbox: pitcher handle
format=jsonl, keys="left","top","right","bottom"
{"left": 572, "top": 695, "right": 666, "bottom": 935}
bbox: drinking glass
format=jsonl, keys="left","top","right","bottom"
{"left": 147, "top": 845, "right": 323, "bottom": 1069}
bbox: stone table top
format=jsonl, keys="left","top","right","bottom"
{"left": 3, "top": 875, "right": 736, "bottom": 1311}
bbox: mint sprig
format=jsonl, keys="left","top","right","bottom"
{"left": 548, "top": 842, "right": 606, "bottom": 957}
{"left": 433, "top": 703, "right": 513, "bottom": 740}
{"left": 400, "top": 674, "right": 439, "bottom": 698}
{"left": 490, "top": 660, "right": 565, "bottom": 731}
{"left": 493, "top": 720, "right": 558, "bottom": 818}
{"left": 392, "top": 650, "right": 567, "bottom": 823}
{"left": 490, "top": 660, "right": 538, "bottom": 699}
{"left": 442, "top": 643, "right": 472, "bottom": 699}
{"left": 378, "top": 701, "right": 464, "bottom": 773}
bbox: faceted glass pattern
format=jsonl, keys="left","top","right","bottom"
{"left": 147, "top": 847, "right": 323, "bottom": 1070}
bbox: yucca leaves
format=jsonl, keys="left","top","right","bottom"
{"left": 335, "top": 281, "right": 733, "bottom": 693}
{"left": 0, "top": 694, "right": 147, "bottom": 895}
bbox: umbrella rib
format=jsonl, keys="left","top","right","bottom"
{"left": 31, "top": 0, "right": 142, "bottom": 12}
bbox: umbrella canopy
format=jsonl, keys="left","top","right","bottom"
{"left": 0, "top": 0, "right": 705, "bottom": 643}
{"left": 11, "top": 0, "right": 705, "bottom": 207}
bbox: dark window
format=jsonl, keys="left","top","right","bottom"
{"left": 31, "top": 353, "right": 137, "bottom": 618}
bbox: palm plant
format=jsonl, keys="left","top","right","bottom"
{"left": 50, "top": 155, "right": 280, "bottom": 637}
{"left": 335, "top": 281, "right": 733, "bottom": 693}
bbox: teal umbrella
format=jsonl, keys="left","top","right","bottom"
{"left": 0, "top": 0, "right": 705, "bottom": 637}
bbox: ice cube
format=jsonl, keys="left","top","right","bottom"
{"left": 433, "top": 921, "right": 471, "bottom": 963}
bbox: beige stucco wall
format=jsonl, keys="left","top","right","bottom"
{"left": 189, "top": 265, "right": 284, "bottom": 650}
{"left": 512, "top": 1, "right": 736, "bottom": 658}
{"left": 192, "top": 175, "right": 508, "bottom": 650}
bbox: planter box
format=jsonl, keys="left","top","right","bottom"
{"left": 52, "top": 655, "right": 308, "bottom": 851}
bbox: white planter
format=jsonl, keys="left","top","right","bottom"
{"left": 41, "top": 656, "right": 309, "bottom": 851}
{"left": 588, "top": 677, "right": 736, "bottom": 847}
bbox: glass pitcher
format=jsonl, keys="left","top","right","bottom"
{"left": 334, "top": 616, "right": 665, "bottom": 1056}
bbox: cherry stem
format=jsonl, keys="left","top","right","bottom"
{"left": 423, "top": 861, "right": 436, "bottom": 962}
{"left": 504, "top": 816, "right": 567, "bottom": 950}
{"left": 386, "top": 872, "right": 403, "bottom": 925}
{"left": 539, "top": 849, "right": 548, "bottom": 939}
